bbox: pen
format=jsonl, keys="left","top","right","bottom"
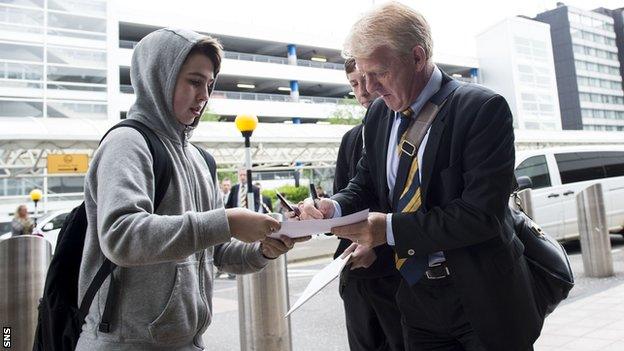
{"left": 309, "top": 183, "right": 319, "bottom": 209}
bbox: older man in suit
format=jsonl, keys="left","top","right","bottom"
{"left": 301, "top": 2, "right": 542, "bottom": 350}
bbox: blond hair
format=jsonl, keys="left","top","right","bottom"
{"left": 343, "top": 1, "right": 433, "bottom": 61}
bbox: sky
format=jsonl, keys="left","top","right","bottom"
{"left": 126, "top": 0, "right": 623, "bottom": 57}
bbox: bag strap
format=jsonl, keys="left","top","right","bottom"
{"left": 400, "top": 79, "right": 461, "bottom": 152}
{"left": 79, "top": 119, "right": 173, "bottom": 330}
{"left": 392, "top": 80, "right": 461, "bottom": 208}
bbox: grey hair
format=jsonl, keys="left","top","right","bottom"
{"left": 343, "top": 1, "right": 433, "bottom": 61}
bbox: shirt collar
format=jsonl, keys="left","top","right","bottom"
{"left": 396, "top": 65, "right": 443, "bottom": 119}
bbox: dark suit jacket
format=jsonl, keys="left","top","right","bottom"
{"left": 332, "top": 73, "right": 542, "bottom": 350}
{"left": 333, "top": 124, "right": 398, "bottom": 279}
{"left": 225, "top": 184, "right": 261, "bottom": 212}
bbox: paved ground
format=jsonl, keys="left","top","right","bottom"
{"left": 203, "top": 234, "right": 624, "bottom": 350}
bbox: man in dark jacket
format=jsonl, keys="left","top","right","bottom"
{"left": 301, "top": 3, "right": 541, "bottom": 350}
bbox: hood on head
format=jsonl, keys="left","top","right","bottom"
{"left": 127, "top": 28, "right": 209, "bottom": 141}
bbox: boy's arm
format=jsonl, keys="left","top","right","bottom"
{"left": 92, "top": 128, "right": 231, "bottom": 267}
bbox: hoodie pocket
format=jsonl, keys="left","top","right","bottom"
{"left": 148, "top": 261, "right": 200, "bottom": 343}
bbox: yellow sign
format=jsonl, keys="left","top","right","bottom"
{"left": 47, "top": 154, "right": 89, "bottom": 174}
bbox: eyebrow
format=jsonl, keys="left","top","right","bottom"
{"left": 187, "top": 72, "right": 212, "bottom": 80}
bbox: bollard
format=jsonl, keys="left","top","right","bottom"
{"left": 238, "top": 213, "right": 292, "bottom": 351}
{"left": 514, "top": 188, "right": 534, "bottom": 219}
{"left": 0, "top": 235, "right": 51, "bottom": 351}
{"left": 576, "top": 183, "right": 613, "bottom": 278}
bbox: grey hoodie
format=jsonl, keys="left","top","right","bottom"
{"left": 76, "top": 28, "right": 268, "bottom": 350}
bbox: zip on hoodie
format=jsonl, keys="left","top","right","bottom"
{"left": 181, "top": 126, "right": 211, "bottom": 346}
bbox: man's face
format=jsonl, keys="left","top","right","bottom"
{"left": 221, "top": 180, "right": 231, "bottom": 193}
{"left": 238, "top": 170, "right": 247, "bottom": 184}
{"left": 173, "top": 53, "right": 215, "bottom": 126}
{"left": 347, "top": 68, "right": 380, "bottom": 108}
{"left": 356, "top": 46, "right": 424, "bottom": 112}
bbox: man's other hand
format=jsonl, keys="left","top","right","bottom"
{"left": 332, "top": 212, "right": 387, "bottom": 248}
{"left": 340, "top": 242, "right": 377, "bottom": 269}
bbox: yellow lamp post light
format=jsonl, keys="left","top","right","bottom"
{"left": 234, "top": 113, "right": 258, "bottom": 211}
{"left": 29, "top": 189, "right": 42, "bottom": 226}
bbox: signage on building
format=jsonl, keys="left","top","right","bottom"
{"left": 47, "top": 154, "right": 89, "bottom": 174}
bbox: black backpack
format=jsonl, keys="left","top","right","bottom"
{"left": 32, "top": 119, "right": 216, "bottom": 351}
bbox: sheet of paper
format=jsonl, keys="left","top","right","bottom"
{"left": 285, "top": 253, "right": 353, "bottom": 317}
{"left": 270, "top": 209, "right": 369, "bottom": 238}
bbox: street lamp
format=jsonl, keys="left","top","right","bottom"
{"left": 234, "top": 113, "right": 258, "bottom": 212}
{"left": 233, "top": 114, "right": 292, "bottom": 351}
{"left": 29, "top": 189, "right": 42, "bottom": 226}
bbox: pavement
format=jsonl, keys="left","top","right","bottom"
{"left": 534, "top": 237, "right": 624, "bottom": 351}
{"left": 205, "top": 235, "right": 624, "bottom": 350}
{"left": 535, "top": 283, "right": 624, "bottom": 350}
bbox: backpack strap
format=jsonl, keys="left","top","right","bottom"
{"left": 78, "top": 119, "right": 173, "bottom": 331}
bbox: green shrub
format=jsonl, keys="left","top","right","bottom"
{"left": 262, "top": 185, "right": 309, "bottom": 208}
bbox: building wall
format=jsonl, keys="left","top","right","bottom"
{"left": 536, "top": 6, "right": 582, "bottom": 130}
{"left": 477, "top": 17, "right": 562, "bottom": 131}
{"left": 536, "top": 5, "right": 624, "bottom": 132}
{"left": 0, "top": 0, "right": 109, "bottom": 120}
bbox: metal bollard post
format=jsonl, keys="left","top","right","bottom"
{"left": 0, "top": 235, "right": 51, "bottom": 351}
{"left": 515, "top": 189, "right": 533, "bottom": 219}
{"left": 576, "top": 183, "right": 613, "bottom": 278}
{"left": 238, "top": 213, "right": 292, "bottom": 351}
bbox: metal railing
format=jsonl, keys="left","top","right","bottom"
{"left": 120, "top": 85, "right": 344, "bottom": 104}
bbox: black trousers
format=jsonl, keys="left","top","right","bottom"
{"left": 340, "top": 271, "right": 405, "bottom": 351}
{"left": 395, "top": 275, "right": 488, "bottom": 351}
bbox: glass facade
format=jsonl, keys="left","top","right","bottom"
{"left": 0, "top": 0, "right": 108, "bottom": 119}
{"left": 513, "top": 35, "right": 560, "bottom": 131}
{"left": 568, "top": 8, "right": 624, "bottom": 131}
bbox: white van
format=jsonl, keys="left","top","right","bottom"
{"left": 514, "top": 145, "right": 624, "bottom": 242}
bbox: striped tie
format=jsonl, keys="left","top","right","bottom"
{"left": 240, "top": 185, "right": 247, "bottom": 208}
{"left": 394, "top": 107, "right": 429, "bottom": 286}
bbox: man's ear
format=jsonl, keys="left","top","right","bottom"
{"left": 411, "top": 45, "right": 427, "bottom": 71}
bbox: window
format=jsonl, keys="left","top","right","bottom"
{"left": 0, "top": 100, "right": 43, "bottom": 117}
{"left": 515, "top": 155, "right": 551, "bottom": 189}
{"left": 47, "top": 65, "right": 106, "bottom": 84}
{"left": 0, "top": 42, "right": 43, "bottom": 62}
{"left": 48, "top": 176, "right": 84, "bottom": 193}
{"left": 555, "top": 152, "right": 607, "bottom": 184}
{"left": 47, "top": 12, "right": 106, "bottom": 33}
{"left": 49, "top": 212, "right": 69, "bottom": 230}
{"left": 602, "top": 152, "right": 624, "bottom": 178}
{"left": 47, "top": 47, "right": 106, "bottom": 68}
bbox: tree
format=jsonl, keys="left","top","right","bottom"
{"left": 327, "top": 98, "right": 365, "bottom": 125}
{"left": 200, "top": 106, "right": 221, "bottom": 122}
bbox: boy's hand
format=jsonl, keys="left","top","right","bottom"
{"left": 225, "top": 208, "right": 280, "bottom": 243}
{"left": 260, "top": 235, "right": 311, "bottom": 259}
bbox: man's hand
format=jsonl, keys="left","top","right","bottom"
{"left": 332, "top": 212, "right": 387, "bottom": 248}
{"left": 260, "top": 235, "right": 312, "bottom": 259}
{"left": 225, "top": 208, "right": 281, "bottom": 243}
{"left": 340, "top": 242, "right": 377, "bottom": 269}
{"left": 299, "top": 197, "right": 335, "bottom": 219}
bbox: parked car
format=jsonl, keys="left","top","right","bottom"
{"left": 514, "top": 145, "right": 624, "bottom": 242}
{"left": 32, "top": 210, "right": 70, "bottom": 253}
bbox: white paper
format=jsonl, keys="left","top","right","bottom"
{"left": 285, "top": 253, "right": 353, "bottom": 317}
{"left": 270, "top": 209, "right": 369, "bottom": 238}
